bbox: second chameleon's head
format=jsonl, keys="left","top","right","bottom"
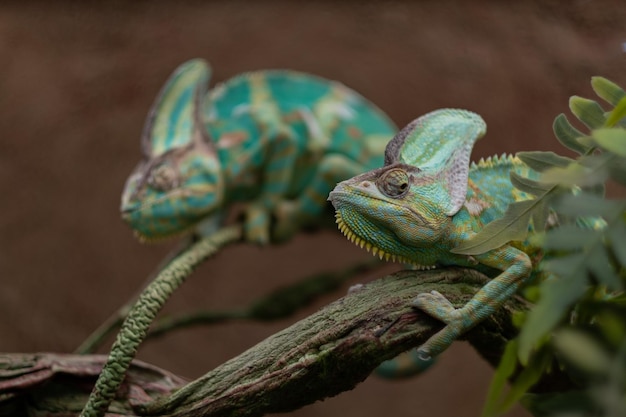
{"left": 121, "top": 142, "right": 223, "bottom": 241}
{"left": 120, "top": 59, "right": 223, "bottom": 241}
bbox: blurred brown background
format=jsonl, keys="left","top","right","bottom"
{"left": 1, "top": 2, "right": 625, "bottom": 416}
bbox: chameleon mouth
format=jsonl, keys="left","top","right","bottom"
{"left": 334, "top": 212, "right": 436, "bottom": 270}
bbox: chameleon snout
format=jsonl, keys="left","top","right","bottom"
{"left": 327, "top": 182, "right": 346, "bottom": 204}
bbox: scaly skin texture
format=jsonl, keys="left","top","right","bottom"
{"left": 121, "top": 59, "right": 396, "bottom": 244}
{"left": 328, "top": 109, "right": 540, "bottom": 361}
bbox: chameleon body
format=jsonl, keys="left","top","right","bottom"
{"left": 120, "top": 59, "right": 396, "bottom": 243}
{"left": 328, "top": 109, "right": 541, "bottom": 361}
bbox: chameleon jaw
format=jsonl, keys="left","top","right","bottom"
{"left": 334, "top": 212, "right": 437, "bottom": 271}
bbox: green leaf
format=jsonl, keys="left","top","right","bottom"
{"left": 605, "top": 96, "right": 626, "bottom": 127}
{"left": 531, "top": 202, "right": 550, "bottom": 233}
{"left": 609, "top": 157, "right": 626, "bottom": 186}
{"left": 608, "top": 221, "right": 626, "bottom": 266}
{"left": 591, "top": 127, "right": 626, "bottom": 157}
{"left": 569, "top": 96, "right": 606, "bottom": 130}
{"left": 519, "top": 268, "right": 588, "bottom": 362}
{"left": 591, "top": 76, "right": 626, "bottom": 106}
{"left": 597, "top": 310, "right": 626, "bottom": 347}
{"left": 540, "top": 225, "right": 598, "bottom": 251}
{"left": 607, "top": 293, "right": 626, "bottom": 307}
{"left": 452, "top": 198, "right": 541, "bottom": 255}
{"left": 541, "top": 155, "right": 610, "bottom": 188}
{"left": 587, "top": 245, "right": 621, "bottom": 290}
{"left": 521, "top": 391, "right": 595, "bottom": 417}
{"left": 552, "top": 328, "right": 612, "bottom": 374}
{"left": 482, "top": 340, "right": 519, "bottom": 417}
{"left": 543, "top": 253, "right": 586, "bottom": 277}
{"left": 510, "top": 171, "right": 553, "bottom": 196}
{"left": 553, "top": 192, "right": 617, "bottom": 218}
{"left": 552, "top": 114, "right": 590, "bottom": 155}
{"left": 496, "top": 347, "right": 552, "bottom": 414}
{"left": 517, "top": 151, "right": 573, "bottom": 172}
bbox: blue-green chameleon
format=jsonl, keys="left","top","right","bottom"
{"left": 329, "top": 109, "right": 543, "bottom": 363}
{"left": 120, "top": 59, "right": 396, "bottom": 243}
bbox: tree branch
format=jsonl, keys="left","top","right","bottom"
{"left": 138, "top": 268, "right": 525, "bottom": 417}
{"left": 4, "top": 268, "right": 568, "bottom": 417}
{"left": 0, "top": 353, "right": 186, "bottom": 416}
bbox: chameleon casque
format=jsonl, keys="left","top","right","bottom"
{"left": 329, "top": 109, "right": 540, "bottom": 361}
{"left": 121, "top": 59, "right": 396, "bottom": 244}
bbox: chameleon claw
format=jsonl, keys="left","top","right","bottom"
{"left": 416, "top": 347, "right": 431, "bottom": 362}
{"left": 347, "top": 283, "right": 365, "bottom": 294}
{"left": 412, "top": 290, "right": 459, "bottom": 324}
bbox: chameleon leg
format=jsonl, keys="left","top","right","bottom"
{"left": 245, "top": 127, "right": 298, "bottom": 244}
{"left": 273, "top": 154, "right": 368, "bottom": 241}
{"left": 412, "top": 246, "right": 532, "bottom": 358}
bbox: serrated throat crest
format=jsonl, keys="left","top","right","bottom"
{"left": 334, "top": 212, "right": 436, "bottom": 270}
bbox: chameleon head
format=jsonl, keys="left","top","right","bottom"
{"left": 121, "top": 141, "right": 223, "bottom": 241}
{"left": 328, "top": 163, "right": 453, "bottom": 264}
{"left": 120, "top": 59, "right": 224, "bottom": 242}
{"left": 328, "top": 109, "right": 486, "bottom": 264}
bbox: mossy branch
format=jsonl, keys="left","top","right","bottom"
{"left": 3, "top": 268, "right": 576, "bottom": 416}
{"left": 138, "top": 268, "right": 527, "bottom": 417}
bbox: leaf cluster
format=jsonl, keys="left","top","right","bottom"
{"left": 481, "top": 77, "right": 626, "bottom": 417}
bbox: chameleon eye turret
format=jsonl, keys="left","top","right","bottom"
{"left": 377, "top": 168, "right": 410, "bottom": 198}
{"left": 147, "top": 162, "right": 179, "bottom": 192}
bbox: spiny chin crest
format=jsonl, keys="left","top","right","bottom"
{"left": 334, "top": 212, "right": 436, "bottom": 271}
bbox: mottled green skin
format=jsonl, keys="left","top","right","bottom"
{"left": 329, "top": 109, "right": 540, "bottom": 365}
{"left": 121, "top": 59, "right": 396, "bottom": 243}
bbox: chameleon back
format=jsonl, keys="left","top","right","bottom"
{"left": 464, "top": 155, "right": 536, "bottom": 227}
{"left": 206, "top": 70, "right": 395, "bottom": 170}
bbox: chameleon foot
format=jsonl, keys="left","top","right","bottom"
{"left": 411, "top": 290, "right": 460, "bottom": 323}
{"left": 412, "top": 291, "right": 465, "bottom": 357}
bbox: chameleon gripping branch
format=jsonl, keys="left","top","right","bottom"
{"left": 329, "top": 109, "right": 541, "bottom": 363}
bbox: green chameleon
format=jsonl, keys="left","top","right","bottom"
{"left": 329, "top": 108, "right": 541, "bottom": 362}
{"left": 121, "top": 59, "right": 396, "bottom": 244}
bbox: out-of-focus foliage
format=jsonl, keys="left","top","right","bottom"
{"left": 481, "top": 77, "right": 626, "bottom": 417}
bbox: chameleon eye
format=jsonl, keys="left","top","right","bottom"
{"left": 377, "top": 168, "right": 410, "bottom": 198}
{"left": 147, "top": 163, "right": 178, "bottom": 192}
